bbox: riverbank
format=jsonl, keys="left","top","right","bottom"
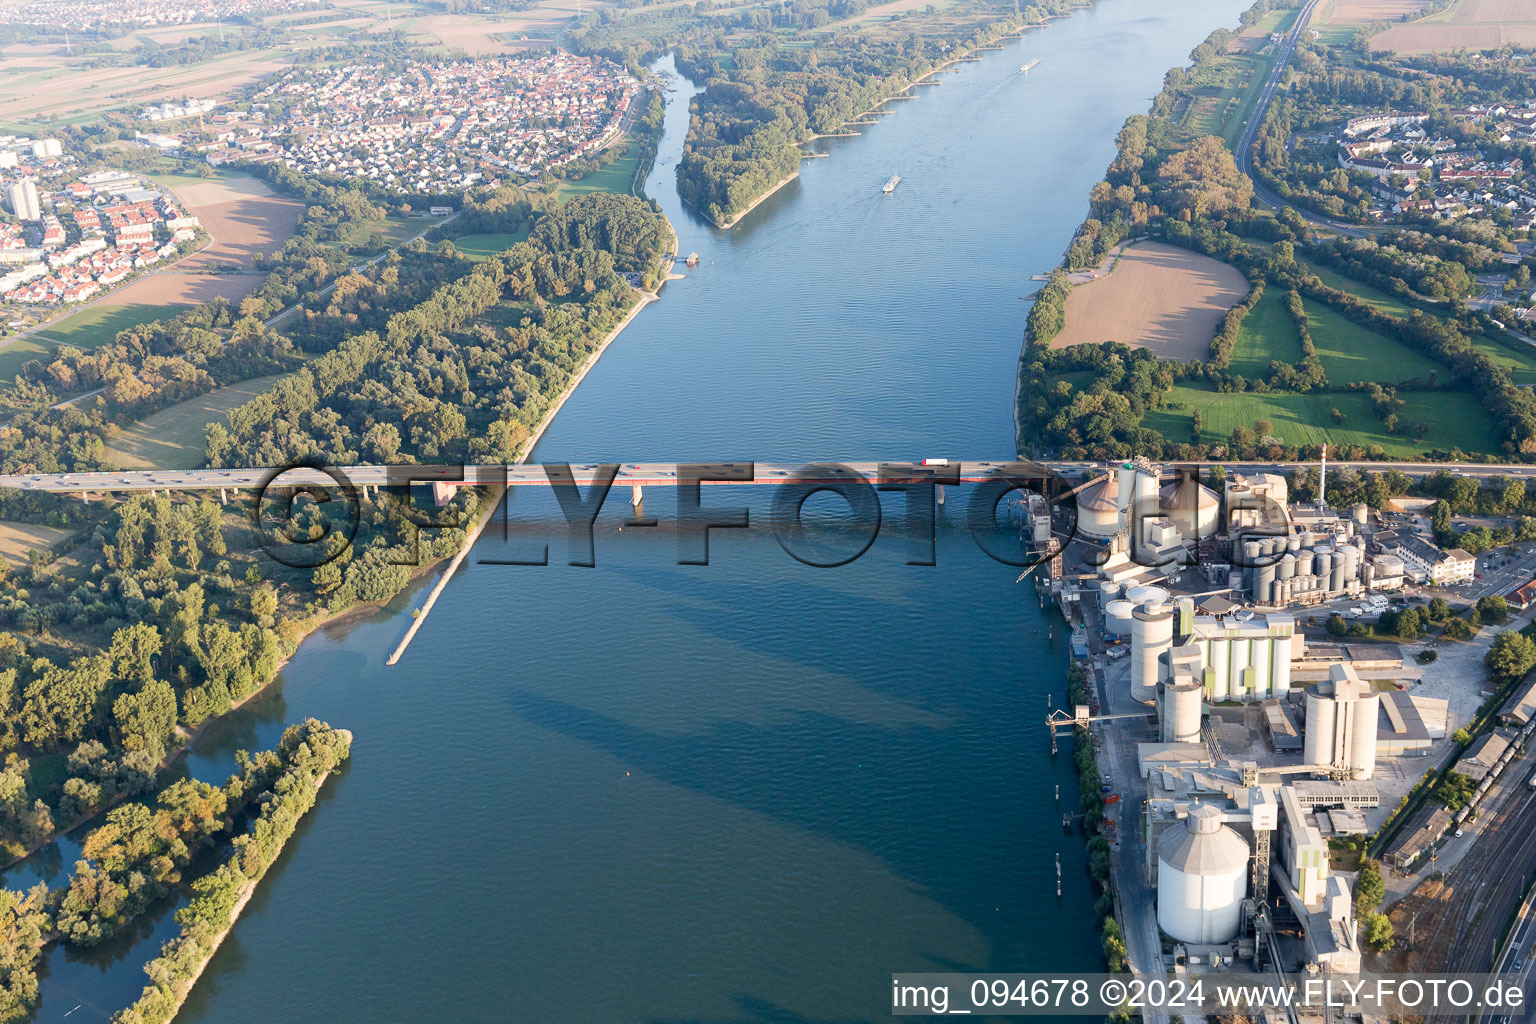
{"left": 384, "top": 214, "right": 678, "bottom": 664}
{"left": 714, "top": 172, "right": 800, "bottom": 230}
{"left": 174, "top": 732, "right": 350, "bottom": 1007}
{"left": 109, "top": 724, "right": 352, "bottom": 1024}
{"left": 700, "top": 15, "right": 1046, "bottom": 230}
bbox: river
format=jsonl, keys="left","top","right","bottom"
{"left": 21, "top": 1, "right": 1253, "bottom": 1020}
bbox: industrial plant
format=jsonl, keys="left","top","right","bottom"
{"left": 1037, "top": 454, "right": 1531, "bottom": 981}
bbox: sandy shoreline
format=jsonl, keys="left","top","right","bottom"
{"left": 714, "top": 172, "right": 801, "bottom": 229}
{"left": 159, "top": 731, "right": 351, "bottom": 1019}
{"left": 382, "top": 217, "right": 680, "bottom": 664}
{"left": 709, "top": 24, "right": 1032, "bottom": 230}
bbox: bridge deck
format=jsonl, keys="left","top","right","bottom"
{"left": 0, "top": 459, "right": 1526, "bottom": 494}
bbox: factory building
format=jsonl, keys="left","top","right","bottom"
{"left": 1185, "top": 614, "right": 1297, "bottom": 701}
{"left": 1303, "top": 665, "right": 1378, "bottom": 781}
{"left": 1142, "top": 765, "right": 1363, "bottom": 971}
{"left": 1224, "top": 473, "right": 1288, "bottom": 531}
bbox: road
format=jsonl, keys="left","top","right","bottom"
{"left": 1233, "top": 0, "right": 1372, "bottom": 241}
{"left": 262, "top": 211, "right": 458, "bottom": 328}
{"left": 8, "top": 458, "right": 1536, "bottom": 497}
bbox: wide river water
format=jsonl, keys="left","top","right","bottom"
{"left": 19, "top": 1, "right": 1253, "bottom": 1019}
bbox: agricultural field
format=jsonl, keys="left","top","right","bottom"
{"left": 1051, "top": 243, "right": 1250, "bottom": 362}
{"left": 1469, "top": 334, "right": 1536, "bottom": 388}
{"left": 1299, "top": 258, "right": 1420, "bottom": 317}
{"left": 0, "top": 303, "right": 188, "bottom": 384}
{"left": 554, "top": 137, "right": 646, "bottom": 201}
{"left": 95, "top": 272, "right": 263, "bottom": 307}
{"left": 1227, "top": 289, "right": 1303, "bottom": 379}
{"left": 1141, "top": 385, "right": 1501, "bottom": 457}
{"left": 166, "top": 176, "right": 304, "bottom": 271}
{"left": 396, "top": 0, "right": 596, "bottom": 50}
{"left": 104, "top": 373, "right": 294, "bottom": 470}
{"left": 31, "top": 302, "right": 186, "bottom": 351}
{"left": 1322, "top": 0, "right": 1434, "bottom": 22}
{"left": 0, "top": 521, "right": 75, "bottom": 567}
{"left": 1302, "top": 298, "right": 1445, "bottom": 384}
{"left": 0, "top": 48, "right": 292, "bottom": 125}
{"left": 1371, "top": 0, "right": 1536, "bottom": 52}
{"left": 452, "top": 231, "right": 532, "bottom": 261}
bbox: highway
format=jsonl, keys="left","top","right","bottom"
{"left": 6, "top": 458, "right": 1536, "bottom": 497}
{"left": 1233, "top": 0, "right": 1373, "bottom": 241}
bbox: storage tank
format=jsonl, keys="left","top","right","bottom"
{"left": 1316, "top": 552, "right": 1333, "bottom": 589}
{"left": 1361, "top": 560, "right": 1375, "bottom": 589}
{"left": 1156, "top": 805, "right": 1249, "bottom": 945}
{"left": 1297, "top": 549, "right": 1314, "bottom": 577}
{"left": 1132, "top": 601, "right": 1174, "bottom": 704}
{"left": 1159, "top": 476, "right": 1220, "bottom": 540}
{"left": 1104, "top": 600, "right": 1136, "bottom": 637}
{"left": 1126, "top": 585, "right": 1170, "bottom": 608}
{"left": 1304, "top": 686, "right": 1336, "bottom": 770}
{"left": 1350, "top": 689, "right": 1379, "bottom": 781}
{"left": 1352, "top": 502, "right": 1369, "bottom": 526}
{"left": 1256, "top": 560, "right": 1277, "bottom": 605}
{"left": 1278, "top": 552, "right": 1296, "bottom": 580}
{"left": 1163, "top": 680, "right": 1203, "bottom": 744}
{"left": 1076, "top": 474, "right": 1122, "bottom": 540}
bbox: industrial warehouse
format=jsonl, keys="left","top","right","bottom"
{"left": 1036, "top": 455, "right": 1536, "bottom": 981}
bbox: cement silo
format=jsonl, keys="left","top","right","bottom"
{"left": 1163, "top": 679, "right": 1203, "bottom": 744}
{"left": 1132, "top": 601, "right": 1174, "bottom": 704}
{"left": 1303, "top": 686, "right": 1336, "bottom": 770}
{"left": 1159, "top": 476, "right": 1220, "bottom": 540}
{"left": 1304, "top": 666, "right": 1378, "bottom": 780}
{"left": 1255, "top": 559, "right": 1277, "bottom": 605}
{"left": 1350, "top": 687, "right": 1379, "bottom": 781}
{"left": 1104, "top": 599, "right": 1135, "bottom": 638}
{"left": 1278, "top": 552, "right": 1297, "bottom": 581}
{"left": 1127, "top": 584, "right": 1170, "bottom": 608}
{"left": 1175, "top": 596, "right": 1194, "bottom": 638}
{"left": 1156, "top": 805, "right": 1249, "bottom": 945}
{"left": 1076, "top": 474, "right": 1122, "bottom": 540}
{"left": 1297, "top": 549, "right": 1315, "bottom": 578}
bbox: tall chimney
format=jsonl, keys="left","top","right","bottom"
{"left": 1319, "top": 443, "right": 1327, "bottom": 507}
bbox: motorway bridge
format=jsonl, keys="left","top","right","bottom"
{"left": 0, "top": 459, "right": 1532, "bottom": 502}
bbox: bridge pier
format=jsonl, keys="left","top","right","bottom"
{"left": 219, "top": 487, "right": 227, "bottom": 505}
{"left": 630, "top": 484, "right": 643, "bottom": 506}
{"left": 936, "top": 483, "right": 946, "bottom": 506}
{"left": 79, "top": 491, "right": 90, "bottom": 504}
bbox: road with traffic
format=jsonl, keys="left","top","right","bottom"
{"left": 6, "top": 459, "right": 1536, "bottom": 498}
